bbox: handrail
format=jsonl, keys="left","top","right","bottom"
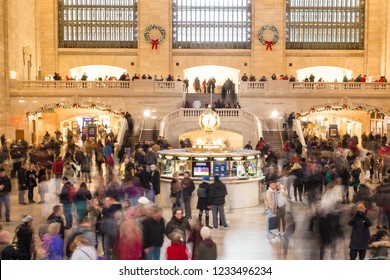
{"left": 138, "top": 119, "right": 145, "bottom": 143}
{"left": 294, "top": 119, "right": 306, "bottom": 146}
{"left": 277, "top": 120, "right": 284, "bottom": 150}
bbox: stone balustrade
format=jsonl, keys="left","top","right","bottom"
{"left": 11, "top": 79, "right": 390, "bottom": 97}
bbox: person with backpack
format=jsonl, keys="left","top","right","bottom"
{"left": 59, "top": 176, "right": 76, "bottom": 229}
{"left": 197, "top": 176, "right": 211, "bottom": 228}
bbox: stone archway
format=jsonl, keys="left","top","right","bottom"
{"left": 296, "top": 66, "right": 353, "bottom": 82}
{"left": 183, "top": 65, "right": 240, "bottom": 93}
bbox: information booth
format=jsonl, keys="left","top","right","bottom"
{"left": 158, "top": 149, "right": 263, "bottom": 209}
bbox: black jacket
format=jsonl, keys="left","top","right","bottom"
{"left": 0, "top": 175, "right": 12, "bottom": 194}
{"left": 150, "top": 170, "right": 161, "bottom": 195}
{"left": 16, "top": 223, "right": 33, "bottom": 260}
{"left": 18, "top": 167, "right": 28, "bottom": 191}
{"left": 209, "top": 180, "right": 227, "bottom": 205}
{"left": 142, "top": 217, "right": 165, "bottom": 249}
{"left": 348, "top": 211, "right": 372, "bottom": 250}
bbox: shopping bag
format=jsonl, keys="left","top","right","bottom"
{"left": 268, "top": 216, "right": 278, "bottom": 230}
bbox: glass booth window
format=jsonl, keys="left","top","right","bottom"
{"left": 174, "top": 157, "right": 192, "bottom": 175}
{"left": 160, "top": 158, "right": 174, "bottom": 176}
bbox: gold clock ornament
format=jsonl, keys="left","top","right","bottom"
{"left": 199, "top": 105, "right": 220, "bottom": 134}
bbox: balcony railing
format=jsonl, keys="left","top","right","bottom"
{"left": 239, "top": 80, "right": 390, "bottom": 95}
{"left": 13, "top": 80, "right": 183, "bottom": 94}
{"left": 12, "top": 80, "right": 390, "bottom": 96}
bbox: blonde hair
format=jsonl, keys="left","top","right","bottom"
{"left": 69, "top": 234, "right": 89, "bottom": 252}
{"left": 47, "top": 222, "right": 61, "bottom": 234}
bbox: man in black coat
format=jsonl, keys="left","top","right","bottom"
{"left": 209, "top": 176, "right": 228, "bottom": 229}
{"left": 348, "top": 203, "right": 372, "bottom": 260}
{"left": 0, "top": 168, "right": 12, "bottom": 222}
{"left": 18, "top": 162, "right": 28, "bottom": 205}
{"left": 142, "top": 206, "right": 165, "bottom": 260}
{"left": 181, "top": 171, "right": 195, "bottom": 219}
{"left": 149, "top": 164, "right": 160, "bottom": 202}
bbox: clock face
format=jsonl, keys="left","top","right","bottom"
{"left": 202, "top": 114, "right": 216, "bottom": 127}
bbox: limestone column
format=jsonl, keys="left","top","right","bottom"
{"left": 251, "top": 0, "right": 285, "bottom": 78}
{"left": 138, "top": 0, "right": 171, "bottom": 76}
{"left": 0, "top": 0, "right": 12, "bottom": 139}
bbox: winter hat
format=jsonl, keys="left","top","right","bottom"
{"left": 200, "top": 226, "right": 211, "bottom": 240}
{"left": 22, "top": 215, "right": 33, "bottom": 223}
{"left": 291, "top": 163, "right": 301, "bottom": 170}
{"left": 137, "top": 196, "right": 151, "bottom": 205}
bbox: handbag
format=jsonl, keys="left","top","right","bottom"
{"left": 268, "top": 216, "right": 278, "bottom": 230}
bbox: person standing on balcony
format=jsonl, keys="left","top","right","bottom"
{"left": 194, "top": 77, "right": 201, "bottom": 93}
{"left": 81, "top": 72, "right": 88, "bottom": 88}
{"left": 183, "top": 77, "right": 189, "bottom": 93}
{"left": 241, "top": 73, "right": 248, "bottom": 81}
{"left": 244, "top": 141, "right": 253, "bottom": 150}
{"left": 202, "top": 79, "right": 207, "bottom": 93}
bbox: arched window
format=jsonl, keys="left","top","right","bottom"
{"left": 172, "top": 0, "right": 252, "bottom": 49}
{"left": 58, "top": 0, "right": 138, "bottom": 48}
{"left": 286, "top": 0, "right": 365, "bottom": 50}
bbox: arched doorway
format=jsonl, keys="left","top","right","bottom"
{"left": 297, "top": 66, "right": 353, "bottom": 82}
{"left": 184, "top": 65, "right": 240, "bottom": 93}
{"left": 70, "top": 65, "right": 127, "bottom": 81}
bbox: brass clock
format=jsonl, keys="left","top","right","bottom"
{"left": 199, "top": 105, "right": 220, "bottom": 134}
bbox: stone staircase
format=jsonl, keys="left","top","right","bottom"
{"left": 262, "top": 130, "right": 285, "bottom": 156}
{"left": 185, "top": 92, "right": 238, "bottom": 108}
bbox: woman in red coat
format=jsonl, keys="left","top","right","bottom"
{"left": 115, "top": 217, "right": 143, "bottom": 260}
{"left": 166, "top": 230, "right": 189, "bottom": 260}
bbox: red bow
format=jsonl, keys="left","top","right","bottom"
{"left": 151, "top": 39, "right": 159, "bottom": 49}
{"left": 265, "top": 41, "right": 273, "bottom": 51}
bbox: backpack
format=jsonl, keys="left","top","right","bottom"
{"left": 68, "top": 184, "right": 76, "bottom": 202}
{"left": 197, "top": 187, "right": 207, "bottom": 198}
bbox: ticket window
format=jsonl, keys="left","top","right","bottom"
{"left": 174, "top": 157, "right": 192, "bottom": 176}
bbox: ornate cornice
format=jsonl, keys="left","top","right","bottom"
{"left": 172, "top": 50, "right": 251, "bottom": 57}
{"left": 58, "top": 50, "right": 138, "bottom": 56}
{"left": 286, "top": 52, "right": 364, "bottom": 57}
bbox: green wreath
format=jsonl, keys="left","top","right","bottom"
{"left": 144, "top": 24, "right": 166, "bottom": 44}
{"left": 258, "top": 25, "right": 279, "bottom": 46}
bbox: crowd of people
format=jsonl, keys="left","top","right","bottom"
{"left": 0, "top": 113, "right": 390, "bottom": 260}
{"left": 0, "top": 119, "right": 221, "bottom": 260}
{"left": 257, "top": 125, "right": 390, "bottom": 259}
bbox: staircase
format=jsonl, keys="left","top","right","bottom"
{"left": 138, "top": 129, "right": 159, "bottom": 143}
{"left": 262, "top": 130, "right": 285, "bottom": 156}
{"left": 185, "top": 92, "right": 238, "bottom": 108}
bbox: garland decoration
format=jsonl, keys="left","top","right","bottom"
{"left": 295, "top": 105, "right": 384, "bottom": 119}
{"left": 144, "top": 24, "right": 166, "bottom": 49}
{"left": 25, "top": 102, "right": 125, "bottom": 117}
{"left": 258, "top": 25, "right": 279, "bottom": 51}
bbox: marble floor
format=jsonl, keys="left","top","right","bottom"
{"left": 0, "top": 168, "right": 366, "bottom": 260}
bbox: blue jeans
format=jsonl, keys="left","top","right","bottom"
{"left": 183, "top": 195, "right": 192, "bottom": 218}
{"left": 265, "top": 208, "right": 274, "bottom": 236}
{"left": 0, "top": 193, "right": 10, "bottom": 220}
{"left": 63, "top": 202, "right": 73, "bottom": 228}
{"left": 145, "top": 246, "right": 161, "bottom": 260}
{"left": 211, "top": 204, "right": 227, "bottom": 228}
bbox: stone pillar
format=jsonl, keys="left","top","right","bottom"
{"left": 252, "top": 0, "right": 285, "bottom": 78}
{"left": 138, "top": 0, "right": 171, "bottom": 77}
{"left": 0, "top": 0, "right": 12, "bottom": 139}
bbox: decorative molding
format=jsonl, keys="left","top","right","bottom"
{"left": 286, "top": 52, "right": 364, "bottom": 57}
{"left": 172, "top": 50, "right": 251, "bottom": 57}
{"left": 58, "top": 50, "right": 138, "bottom": 56}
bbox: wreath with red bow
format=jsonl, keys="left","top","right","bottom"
{"left": 258, "top": 25, "right": 279, "bottom": 51}
{"left": 144, "top": 24, "right": 166, "bottom": 49}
